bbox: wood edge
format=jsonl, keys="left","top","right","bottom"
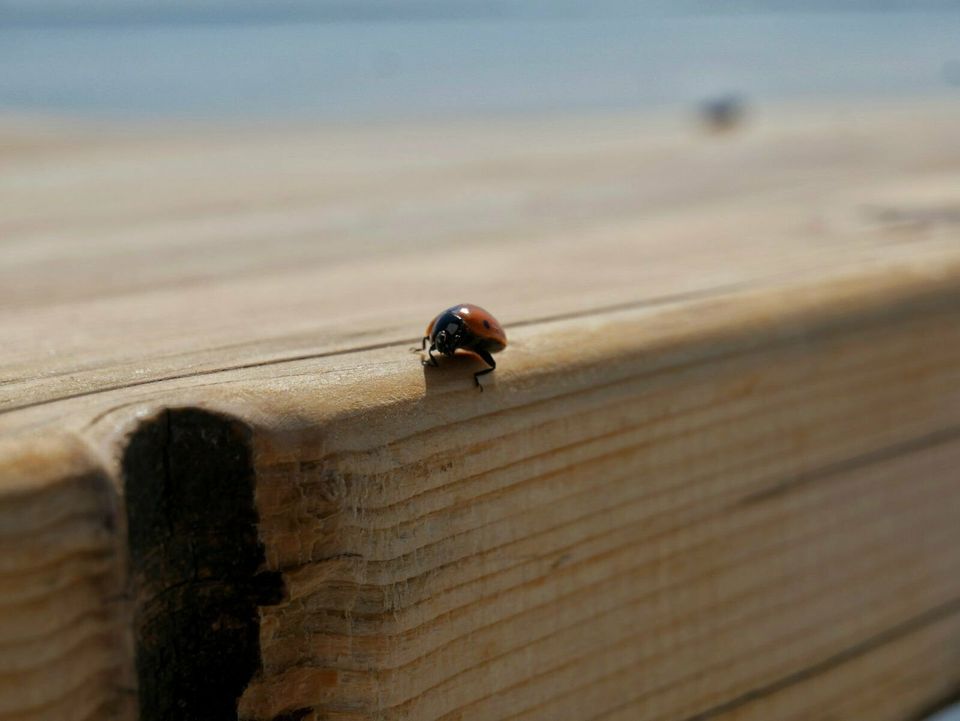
{"left": 232, "top": 254, "right": 960, "bottom": 464}
{"left": 0, "top": 430, "right": 136, "bottom": 720}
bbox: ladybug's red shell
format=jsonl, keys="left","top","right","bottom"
{"left": 426, "top": 304, "right": 507, "bottom": 353}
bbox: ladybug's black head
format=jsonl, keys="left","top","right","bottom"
{"left": 433, "top": 312, "right": 465, "bottom": 356}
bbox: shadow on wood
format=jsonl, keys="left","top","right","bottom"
{"left": 122, "top": 408, "right": 285, "bottom": 721}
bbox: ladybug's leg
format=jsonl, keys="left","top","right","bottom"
{"left": 410, "top": 336, "right": 430, "bottom": 353}
{"left": 422, "top": 344, "right": 440, "bottom": 368}
{"left": 473, "top": 349, "right": 496, "bottom": 391}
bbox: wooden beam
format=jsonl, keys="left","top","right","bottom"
{"left": 2, "top": 103, "right": 960, "bottom": 720}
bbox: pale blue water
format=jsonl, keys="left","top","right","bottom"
{"left": 1, "top": 5, "right": 959, "bottom": 119}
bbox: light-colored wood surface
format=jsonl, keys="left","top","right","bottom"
{"left": 2, "top": 102, "right": 960, "bottom": 417}
{"left": 2, "top": 102, "right": 960, "bottom": 720}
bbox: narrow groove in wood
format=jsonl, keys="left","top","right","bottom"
{"left": 457, "top": 548, "right": 960, "bottom": 721}
{"left": 495, "top": 539, "right": 960, "bottom": 721}
{"left": 253, "top": 358, "right": 960, "bottom": 719}
{"left": 673, "top": 597, "right": 960, "bottom": 721}
{"left": 578, "top": 612, "right": 960, "bottom": 721}
{"left": 399, "top": 534, "right": 960, "bottom": 720}
{"left": 265, "top": 487, "right": 955, "bottom": 693}
{"left": 260, "top": 456, "right": 960, "bottom": 716}
{"left": 292, "top": 357, "right": 958, "bottom": 556}
{"left": 273, "top": 408, "right": 960, "bottom": 631}
{"left": 737, "top": 424, "right": 960, "bottom": 505}
{"left": 293, "top": 323, "right": 958, "bottom": 512}
{"left": 274, "top": 429, "right": 956, "bottom": 628}
{"left": 275, "top": 371, "right": 960, "bottom": 593}
{"left": 265, "top": 468, "right": 955, "bottom": 670}
{"left": 0, "top": 281, "right": 753, "bottom": 415}
{"left": 293, "top": 344, "right": 936, "bottom": 527}
{"left": 505, "top": 619, "right": 951, "bottom": 721}
{"left": 302, "top": 316, "right": 945, "bottom": 480}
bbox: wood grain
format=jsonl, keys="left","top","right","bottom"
{"left": 0, "top": 433, "right": 131, "bottom": 721}
{"left": 1, "top": 102, "right": 960, "bottom": 720}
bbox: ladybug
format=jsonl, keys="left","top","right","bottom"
{"left": 417, "top": 304, "right": 507, "bottom": 390}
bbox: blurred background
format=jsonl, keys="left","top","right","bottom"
{"left": 2, "top": 0, "right": 959, "bottom": 121}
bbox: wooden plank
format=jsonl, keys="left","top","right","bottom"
{"left": 234, "top": 284, "right": 960, "bottom": 720}
{"left": 1, "top": 102, "right": 960, "bottom": 720}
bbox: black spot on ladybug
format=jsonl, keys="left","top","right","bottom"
{"left": 483, "top": 320, "right": 491, "bottom": 329}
